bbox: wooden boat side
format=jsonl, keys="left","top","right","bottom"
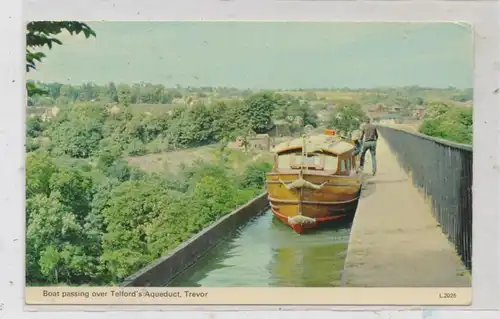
{"left": 267, "top": 182, "right": 360, "bottom": 203}
{"left": 266, "top": 171, "right": 361, "bottom": 218}
{"left": 267, "top": 172, "right": 361, "bottom": 186}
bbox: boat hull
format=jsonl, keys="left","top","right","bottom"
{"left": 266, "top": 172, "right": 361, "bottom": 234}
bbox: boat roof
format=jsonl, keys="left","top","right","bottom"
{"left": 274, "top": 134, "right": 355, "bottom": 156}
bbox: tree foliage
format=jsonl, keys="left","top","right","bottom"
{"left": 419, "top": 102, "right": 472, "bottom": 144}
{"left": 26, "top": 21, "right": 96, "bottom": 97}
{"left": 25, "top": 30, "right": 277, "bottom": 284}
{"left": 240, "top": 92, "right": 280, "bottom": 133}
{"left": 273, "top": 94, "right": 318, "bottom": 131}
{"left": 328, "top": 102, "right": 368, "bottom": 136}
{"left": 26, "top": 91, "right": 275, "bottom": 286}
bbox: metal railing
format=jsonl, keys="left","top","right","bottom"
{"left": 377, "top": 125, "right": 473, "bottom": 270}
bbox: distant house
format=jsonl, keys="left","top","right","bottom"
{"left": 379, "top": 114, "right": 402, "bottom": 120}
{"left": 235, "top": 134, "right": 271, "bottom": 151}
{"left": 377, "top": 113, "right": 403, "bottom": 125}
{"left": 367, "top": 110, "right": 386, "bottom": 119}
{"left": 269, "top": 117, "right": 303, "bottom": 136}
{"left": 366, "top": 103, "right": 387, "bottom": 119}
{"left": 389, "top": 106, "right": 402, "bottom": 114}
{"left": 462, "top": 101, "right": 473, "bottom": 108}
{"left": 107, "top": 104, "right": 121, "bottom": 114}
{"left": 269, "top": 119, "right": 292, "bottom": 137}
{"left": 249, "top": 134, "right": 271, "bottom": 151}
{"left": 41, "top": 107, "right": 59, "bottom": 122}
{"left": 316, "top": 110, "right": 329, "bottom": 123}
{"left": 414, "top": 106, "right": 426, "bottom": 118}
{"left": 187, "top": 99, "right": 203, "bottom": 107}
{"left": 171, "top": 98, "right": 185, "bottom": 104}
{"left": 291, "top": 116, "right": 303, "bottom": 126}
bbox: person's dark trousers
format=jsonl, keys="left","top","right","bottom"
{"left": 359, "top": 140, "right": 377, "bottom": 174}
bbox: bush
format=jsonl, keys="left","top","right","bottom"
{"left": 419, "top": 103, "right": 472, "bottom": 144}
{"left": 26, "top": 94, "right": 277, "bottom": 286}
{"left": 126, "top": 138, "right": 147, "bottom": 156}
{"left": 241, "top": 161, "right": 273, "bottom": 189}
{"left": 26, "top": 137, "right": 41, "bottom": 152}
{"left": 145, "top": 137, "right": 170, "bottom": 154}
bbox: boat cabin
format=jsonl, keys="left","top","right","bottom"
{"left": 272, "top": 132, "right": 358, "bottom": 176}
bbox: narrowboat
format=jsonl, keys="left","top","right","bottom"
{"left": 266, "top": 129, "right": 362, "bottom": 234}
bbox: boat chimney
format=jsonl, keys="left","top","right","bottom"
{"left": 324, "top": 129, "right": 336, "bottom": 136}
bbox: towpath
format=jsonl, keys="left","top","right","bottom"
{"left": 342, "top": 136, "right": 471, "bottom": 287}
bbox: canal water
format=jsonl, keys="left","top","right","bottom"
{"left": 169, "top": 210, "right": 352, "bottom": 287}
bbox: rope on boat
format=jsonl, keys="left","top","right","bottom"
{"left": 300, "top": 133, "right": 306, "bottom": 178}
{"left": 288, "top": 215, "right": 316, "bottom": 226}
{"left": 278, "top": 178, "right": 327, "bottom": 190}
{"left": 299, "top": 134, "right": 306, "bottom": 216}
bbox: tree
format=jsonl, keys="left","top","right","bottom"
{"left": 117, "top": 84, "right": 132, "bottom": 106}
{"left": 26, "top": 151, "right": 57, "bottom": 199}
{"left": 274, "top": 94, "right": 318, "bottom": 132}
{"left": 26, "top": 21, "right": 96, "bottom": 97}
{"left": 292, "top": 101, "right": 318, "bottom": 128}
{"left": 208, "top": 101, "right": 241, "bottom": 141}
{"left": 49, "top": 104, "right": 107, "bottom": 158}
{"left": 100, "top": 179, "right": 170, "bottom": 281}
{"left": 328, "top": 102, "right": 368, "bottom": 136}
{"left": 240, "top": 161, "right": 273, "bottom": 189}
{"left": 105, "top": 82, "right": 119, "bottom": 103}
{"left": 419, "top": 103, "right": 472, "bottom": 144}
{"left": 242, "top": 92, "right": 279, "bottom": 133}
{"left": 26, "top": 116, "right": 46, "bottom": 138}
{"left": 424, "top": 102, "right": 452, "bottom": 119}
{"left": 27, "top": 192, "right": 86, "bottom": 284}
{"left": 273, "top": 94, "right": 298, "bottom": 126}
{"left": 234, "top": 124, "right": 256, "bottom": 153}
{"left": 26, "top": 153, "right": 102, "bottom": 285}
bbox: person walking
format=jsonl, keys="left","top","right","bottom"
{"left": 358, "top": 118, "right": 378, "bottom": 176}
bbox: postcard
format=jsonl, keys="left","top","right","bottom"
{"left": 24, "top": 21, "right": 472, "bottom": 306}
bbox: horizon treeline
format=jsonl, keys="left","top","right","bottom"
{"left": 26, "top": 80, "right": 473, "bottom": 107}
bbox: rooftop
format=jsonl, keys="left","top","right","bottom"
{"left": 274, "top": 134, "right": 355, "bottom": 156}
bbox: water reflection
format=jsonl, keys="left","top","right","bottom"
{"left": 169, "top": 210, "right": 352, "bottom": 287}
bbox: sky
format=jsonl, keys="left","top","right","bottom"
{"left": 27, "top": 21, "right": 474, "bottom": 89}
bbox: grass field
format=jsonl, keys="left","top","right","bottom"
{"left": 279, "top": 91, "right": 365, "bottom": 101}
{"left": 280, "top": 90, "right": 465, "bottom": 103}
{"left": 26, "top": 106, "right": 49, "bottom": 116}
{"left": 129, "top": 103, "right": 185, "bottom": 115}
{"left": 127, "top": 144, "right": 219, "bottom": 173}
{"left": 127, "top": 143, "right": 274, "bottom": 174}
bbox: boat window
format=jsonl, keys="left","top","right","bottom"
{"left": 323, "top": 155, "right": 339, "bottom": 171}
{"left": 299, "top": 154, "right": 322, "bottom": 166}
{"left": 278, "top": 152, "right": 335, "bottom": 170}
{"left": 277, "top": 152, "right": 324, "bottom": 169}
{"left": 340, "top": 160, "right": 346, "bottom": 172}
{"left": 277, "top": 154, "right": 292, "bottom": 169}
